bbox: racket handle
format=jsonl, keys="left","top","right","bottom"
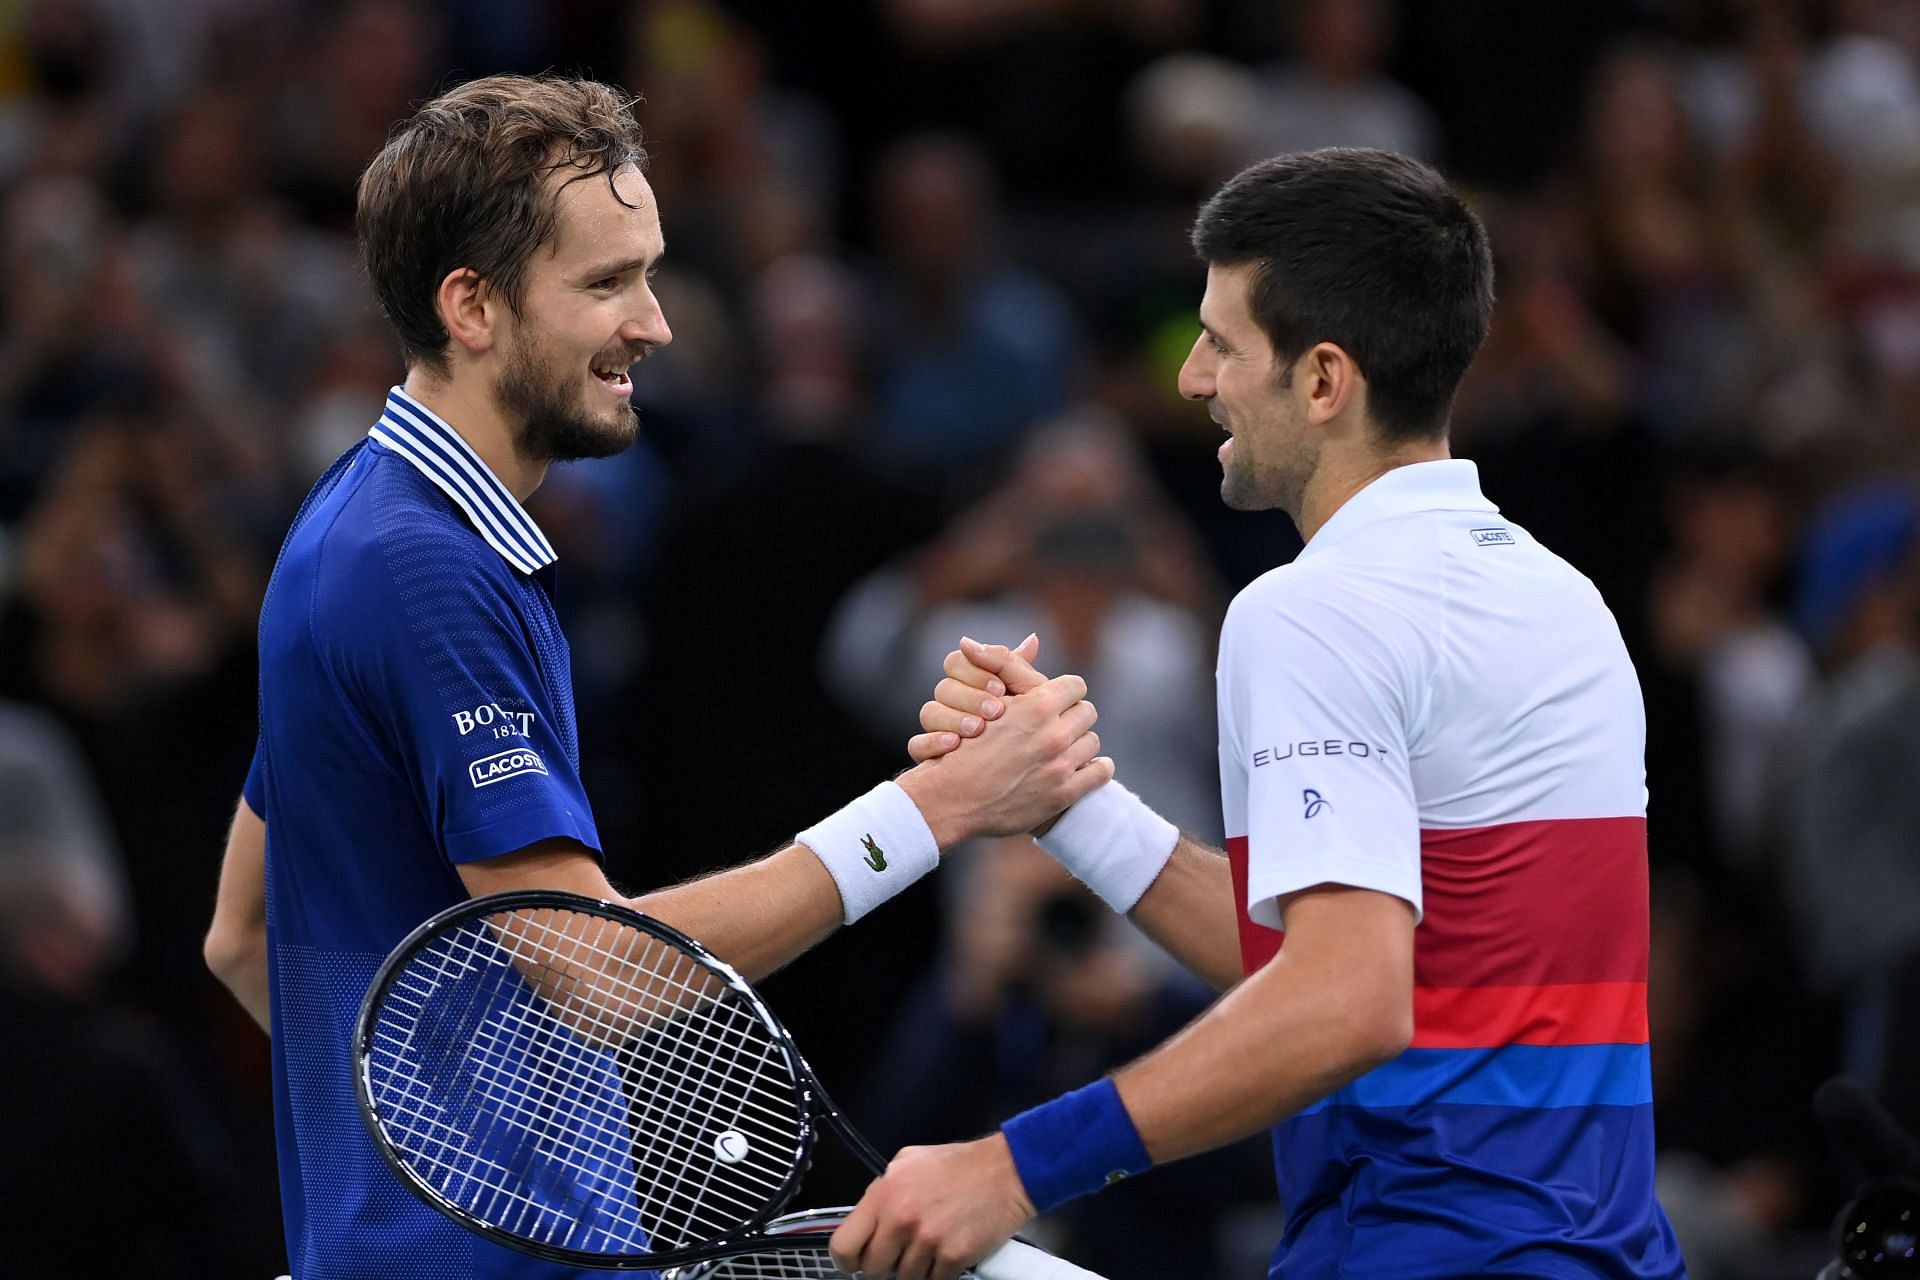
{"left": 975, "top": 1238, "right": 1109, "bottom": 1280}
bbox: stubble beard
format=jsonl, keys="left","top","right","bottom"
{"left": 496, "top": 330, "right": 638, "bottom": 464}
{"left": 1220, "top": 412, "right": 1313, "bottom": 519}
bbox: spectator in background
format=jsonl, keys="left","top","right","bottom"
{"left": 0, "top": 174, "right": 124, "bottom": 519}
{"left": 131, "top": 87, "right": 364, "bottom": 416}
{"left": 10, "top": 402, "right": 262, "bottom": 720}
{"left": 0, "top": 703, "right": 259, "bottom": 1276}
{"left": 1562, "top": 41, "right": 1756, "bottom": 445}
{"left": 3, "top": 398, "right": 266, "bottom": 990}
{"left": 876, "top": 0, "right": 1202, "bottom": 198}
{"left": 1234, "top": 0, "right": 1439, "bottom": 166}
{"left": 0, "top": 697, "right": 124, "bottom": 916}
{"left": 269, "top": 0, "right": 443, "bottom": 229}
{"left": 867, "top": 134, "right": 1085, "bottom": 477}
{"left": 1682, "top": 0, "right": 1919, "bottom": 204}
{"left": 824, "top": 410, "right": 1221, "bottom": 837}
{"left": 1646, "top": 453, "right": 1814, "bottom": 878}
{"left": 1786, "top": 480, "right": 1920, "bottom": 1137}
{"left": 1640, "top": 458, "right": 1828, "bottom": 1280}
{"left": 624, "top": 0, "right": 843, "bottom": 291}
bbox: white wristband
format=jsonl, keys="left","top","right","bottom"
{"left": 1037, "top": 780, "right": 1179, "bottom": 913}
{"left": 796, "top": 780, "right": 941, "bottom": 924}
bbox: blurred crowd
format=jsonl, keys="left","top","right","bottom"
{"left": 1, "top": 0, "right": 1918, "bottom": 1276}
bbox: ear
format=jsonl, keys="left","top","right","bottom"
{"left": 1299, "top": 341, "right": 1364, "bottom": 426}
{"left": 435, "top": 267, "right": 498, "bottom": 357}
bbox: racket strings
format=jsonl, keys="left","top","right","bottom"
{"left": 363, "top": 905, "right": 809, "bottom": 1259}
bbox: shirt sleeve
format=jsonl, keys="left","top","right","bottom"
{"left": 336, "top": 550, "right": 600, "bottom": 865}
{"left": 1220, "top": 570, "right": 1426, "bottom": 928}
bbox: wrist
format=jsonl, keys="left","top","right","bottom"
{"left": 983, "top": 1132, "right": 1037, "bottom": 1221}
{"left": 1000, "top": 1078, "right": 1151, "bottom": 1214}
{"left": 1037, "top": 780, "right": 1178, "bottom": 913}
{"left": 894, "top": 763, "right": 971, "bottom": 848}
{"left": 795, "top": 780, "right": 941, "bottom": 924}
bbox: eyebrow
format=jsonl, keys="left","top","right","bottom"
{"left": 578, "top": 254, "right": 658, "bottom": 282}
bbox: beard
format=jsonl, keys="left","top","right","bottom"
{"left": 1220, "top": 414, "right": 1315, "bottom": 518}
{"left": 495, "top": 330, "right": 638, "bottom": 464}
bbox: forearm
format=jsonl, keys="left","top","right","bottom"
{"left": 1112, "top": 936, "right": 1406, "bottom": 1162}
{"left": 631, "top": 843, "right": 846, "bottom": 983}
{"left": 1124, "top": 835, "right": 1242, "bottom": 991}
{"left": 210, "top": 933, "right": 272, "bottom": 1031}
{"left": 206, "top": 797, "right": 271, "bottom": 1031}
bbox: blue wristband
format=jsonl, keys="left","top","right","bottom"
{"left": 1000, "top": 1078, "right": 1152, "bottom": 1213}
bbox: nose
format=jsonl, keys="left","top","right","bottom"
{"left": 626, "top": 286, "right": 673, "bottom": 350}
{"left": 1177, "top": 331, "right": 1213, "bottom": 402}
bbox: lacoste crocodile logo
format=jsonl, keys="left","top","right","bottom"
{"left": 861, "top": 834, "right": 888, "bottom": 873}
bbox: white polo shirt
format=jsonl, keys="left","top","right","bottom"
{"left": 1215, "top": 458, "right": 1681, "bottom": 1278}
{"left": 1218, "top": 458, "right": 1645, "bottom": 930}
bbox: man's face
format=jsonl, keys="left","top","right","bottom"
{"left": 495, "top": 164, "right": 672, "bottom": 463}
{"left": 1178, "top": 263, "right": 1314, "bottom": 514}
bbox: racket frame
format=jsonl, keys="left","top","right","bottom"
{"left": 353, "top": 889, "right": 849, "bottom": 1271}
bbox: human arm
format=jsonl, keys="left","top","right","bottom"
{"left": 204, "top": 795, "right": 270, "bottom": 1031}
{"left": 830, "top": 882, "right": 1414, "bottom": 1280}
{"left": 458, "top": 670, "right": 1114, "bottom": 983}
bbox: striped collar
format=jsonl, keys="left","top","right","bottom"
{"left": 367, "top": 387, "right": 558, "bottom": 575}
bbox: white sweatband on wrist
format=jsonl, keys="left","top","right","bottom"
{"left": 795, "top": 780, "right": 941, "bottom": 924}
{"left": 1038, "top": 780, "right": 1179, "bottom": 913}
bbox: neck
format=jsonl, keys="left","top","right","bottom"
{"left": 1296, "top": 436, "right": 1451, "bottom": 543}
{"left": 400, "top": 368, "right": 547, "bottom": 502}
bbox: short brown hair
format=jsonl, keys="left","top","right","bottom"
{"left": 356, "top": 74, "right": 647, "bottom": 374}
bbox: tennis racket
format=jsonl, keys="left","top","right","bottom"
{"left": 354, "top": 890, "right": 1105, "bottom": 1277}
{"left": 663, "top": 1207, "right": 967, "bottom": 1279}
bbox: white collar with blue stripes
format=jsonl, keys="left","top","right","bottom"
{"left": 367, "top": 386, "right": 558, "bottom": 575}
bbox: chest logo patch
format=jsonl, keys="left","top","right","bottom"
{"left": 469, "top": 748, "right": 549, "bottom": 788}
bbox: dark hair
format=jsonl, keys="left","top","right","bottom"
{"left": 1191, "top": 148, "right": 1494, "bottom": 442}
{"left": 356, "top": 75, "right": 647, "bottom": 375}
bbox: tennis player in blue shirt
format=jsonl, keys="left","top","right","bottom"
{"left": 203, "top": 75, "right": 1112, "bottom": 1280}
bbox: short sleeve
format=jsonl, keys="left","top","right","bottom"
{"left": 243, "top": 735, "right": 267, "bottom": 818}
{"left": 333, "top": 546, "right": 600, "bottom": 865}
{"left": 1220, "top": 572, "right": 1426, "bottom": 928}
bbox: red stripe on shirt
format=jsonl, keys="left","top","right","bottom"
{"left": 1411, "top": 981, "right": 1648, "bottom": 1048}
{"left": 1227, "top": 835, "right": 1285, "bottom": 973}
{"left": 1417, "top": 817, "right": 1649, "bottom": 989}
{"left": 1228, "top": 817, "right": 1649, "bottom": 990}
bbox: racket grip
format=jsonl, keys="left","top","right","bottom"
{"left": 975, "top": 1239, "right": 1109, "bottom": 1280}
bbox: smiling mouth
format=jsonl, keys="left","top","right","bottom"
{"left": 591, "top": 364, "right": 631, "bottom": 389}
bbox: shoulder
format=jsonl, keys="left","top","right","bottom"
{"left": 308, "top": 448, "right": 525, "bottom": 643}
{"left": 1226, "top": 527, "right": 1444, "bottom": 648}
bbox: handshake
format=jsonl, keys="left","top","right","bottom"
{"left": 892, "top": 634, "right": 1111, "bottom": 848}
{"left": 797, "top": 633, "right": 1177, "bottom": 929}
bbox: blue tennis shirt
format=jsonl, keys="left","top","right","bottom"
{"left": 247, "top": 387, "right": 615, "bottom": 1278}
